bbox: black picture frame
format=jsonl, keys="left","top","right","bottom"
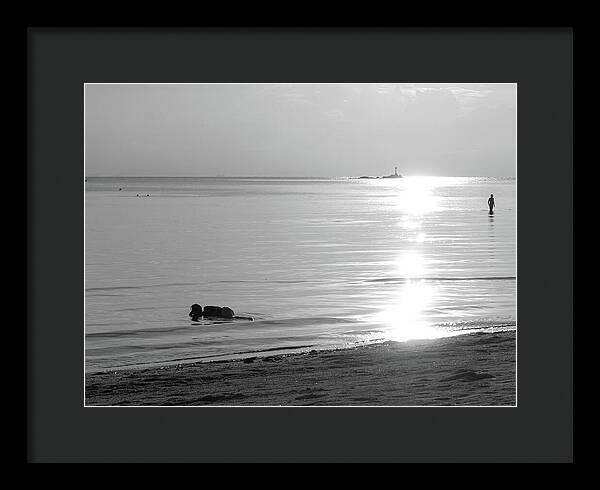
{"left": 27, "top": 27, "right": 573, "bottom": 462}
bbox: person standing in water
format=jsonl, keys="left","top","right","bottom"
{"left": 488, "top": 194, "right": 495, "bottom": 213}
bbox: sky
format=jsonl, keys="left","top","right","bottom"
{"left": 85, "top": 83, "right": 516, "bottom": 177}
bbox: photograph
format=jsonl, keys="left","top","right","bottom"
{"left": 84, "top": 82, "right": 517, "bottom": 407}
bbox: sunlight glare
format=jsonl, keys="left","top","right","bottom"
{"left": 374, "top": 280, "right": 445, "bottom": 342}
{"left": 394, "top": 176, "right": 442, "bottom": 215}
{"left": 395, "top": 251, "right": 426, "bottom": 278}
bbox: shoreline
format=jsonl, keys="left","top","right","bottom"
{"left": 85, "top": 330, "right": 516, "bottom": 406}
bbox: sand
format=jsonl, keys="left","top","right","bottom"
{"left": 85, "top": 330, "right": 515, "bottom": 406}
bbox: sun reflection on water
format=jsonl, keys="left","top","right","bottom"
{"left": 399, "top": 216, "right": 421, "bottom": 229}
{"left": 394, "top": 251, "right": 426, "bottom": 278}
{"left": 373, "top": 279, "right": 444, "bottom": 342}
{"left": 370, "top": 177, "right": 454, "bottom": 342}
{"left": 392, "top": 176, "right": 442, "bottom": 215}
{"left": 374, "top": 249, "right": 447, "bottom": 342}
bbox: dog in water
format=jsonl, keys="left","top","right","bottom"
{"left": 189, "top": 304, "right": 252, "bottom": 321}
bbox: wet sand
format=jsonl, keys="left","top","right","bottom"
{"left": 85, "top": 330, "right": 516, "bottom": 406}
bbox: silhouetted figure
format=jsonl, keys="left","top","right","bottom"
{"left": 203, "top": 305, "right": 223, "bottom": 317}
{"left": 488, "top": 194, "right": 495, "bottom": 214}
{"left": 189, "top": 304, "right": 203, "bottom": 321}
{"left": 188, "top": 303, "right": 254, "bottom": 322}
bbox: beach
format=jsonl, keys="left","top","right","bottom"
{"left": 85, "top": 177, "right": 516, "bottom": 405}
{"left": 85, "top": 329, "right": 515, "bottom": 406}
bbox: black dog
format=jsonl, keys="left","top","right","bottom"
{"left": 189, "top": 304, "right": 252, "bottom": 321}
{"left": 189, "top": 304, "right": 203, "bottom": 321}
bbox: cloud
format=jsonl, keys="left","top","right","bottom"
{"left": 85, "top": 83, "right": 516, "bottom": 177}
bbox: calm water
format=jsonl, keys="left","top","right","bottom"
{"left": 85, "top": 177, "right": 516, "bottom": 372}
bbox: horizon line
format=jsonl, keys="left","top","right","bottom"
{"left": 84, "top": 175, "right": 517, "bottom": 179}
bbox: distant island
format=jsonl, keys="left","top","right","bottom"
{"left": 352, "top": 166, "right": 403, "bottom": 179}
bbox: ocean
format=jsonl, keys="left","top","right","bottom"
{"left": 85, "top": 176, "right": 516, "bottom": 373}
